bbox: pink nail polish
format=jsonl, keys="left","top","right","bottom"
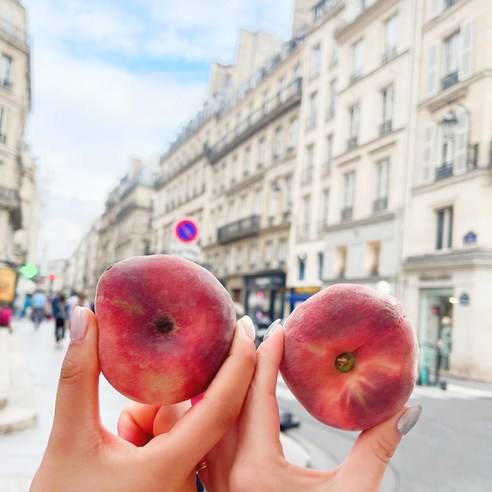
{"left": 70, "top": 306, "right": 88, "bottom": 341}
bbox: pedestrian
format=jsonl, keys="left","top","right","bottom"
{"left": 30, "top": 290, "right": 47, "bottom": 329}
{"left": 65, "top": 291, "right": 79, "bottom": 320}
{"left": 31, "top": 310, "right": 421, "bottom": 492}
{"left": 51, "top": 293, "right": 67, "bottom": 345}
{"left": 0, "top": 302, "right": 13, "bottom": 333}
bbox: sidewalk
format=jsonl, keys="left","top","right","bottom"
{"left": 0, "top": 328, "right": 37, "bottom": 435}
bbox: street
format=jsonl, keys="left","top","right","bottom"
{"left": 1, "top": 317, "right": 492, "bottom": 491}
{"left": 277, "top": 378, "right": 492, "bottom": 491}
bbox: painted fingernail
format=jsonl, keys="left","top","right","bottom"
{"left": 264, "top": 319, "right": 281, "bottom": 340}
{"left": 240, "top": 316, "right": 256, "bottom": 341}
{"left": 70, "top": 306, "right": 88, "bottom": 342}
{"left": 397, "top": 404, "right": 422, "bottom": 436}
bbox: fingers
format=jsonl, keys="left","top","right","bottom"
{"left": 50, "top": 307, "right": 101, "bottom": 446}
{"left": 118, "top": 403, "right": 161, "bottom": 446}
{"left": 236, "top": 321, "right": 285, "bottom": 458}
{"left": 338, "top": 404, "right": 422, "bottom": 490}
{"left": 149, "top": 316, "right": 257, "bottom": 468}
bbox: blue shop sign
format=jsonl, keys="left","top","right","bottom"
{"left": 459, "top": 293, "right": 470, "bottom": 306}
{"left": 463, "top": 231, "right": 477, "bottom": 244}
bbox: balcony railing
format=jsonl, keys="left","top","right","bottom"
{"left": 379, "top": 120, "right": 392, "bottom": 136}
{"left": 382, "top": 46, "right": 397, "bottom": 64}
{"left": 208, "top": 77, "right": 303, "bottom": 163}
{"left": 217, "top": 215, "right": 260, "bottom": 244}
{"left": 347, "top": 136, "right": 358, "bottom": 151}
{"left": 436, "top": 162, "right": 454, "bottom": 181}
{"left": 341, "top": 206, "right": 353, "bottom": 221}
{"left": 442, "top": 71, "right": 459, "bottom": 91}
{"left": 0, "top": 185, "right": 21, "bottom": 230}
{"left": 373, "top": 197, "right": 388, "bottom": 212}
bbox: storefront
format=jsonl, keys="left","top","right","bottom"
{"left": 287, "top": 286, "right": 321, "bottom": 312}
{"left": 244, "top": 272, "right": 286, "bottom": 330}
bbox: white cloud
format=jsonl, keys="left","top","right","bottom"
{"left": 21, "top": 0, "right": 293, "bottom": 261}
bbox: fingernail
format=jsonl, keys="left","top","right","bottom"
{"left": 70, "top": 306, "right": 88, "bottom": 341}
{"left": 240, "top": 316, "right": 256, "bottom": 341}
{"left": 397, "top": 404, "right": 422, "bottom": 436}
{"left": 264, "top": 319, "right": 281, "bottom": 340}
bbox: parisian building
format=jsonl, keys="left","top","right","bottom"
{"left": 0, "top": 0, "right": 38, "bottom": 280}
{"left": 65, "top": 0, "right": 492, "bottom": 380}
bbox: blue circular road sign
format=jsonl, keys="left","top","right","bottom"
{"left": 175, "top": 219, "right": 198, "bottom": 243}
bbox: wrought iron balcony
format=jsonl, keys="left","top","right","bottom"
{"left": 373, "top": 197, "right": 388, "bottom": 213}
{"left": 341, "top": 206, "right": 353, "bottom": 221}
{"left": 382, "top": 46, "right": 397, "bottom": 64}
{"left": 347, "top": 136, "right": 358, "bottom": 151}
{"left": 442, "top": 71, "right": 459, "bottom": 91}
{"left": 217, "top": 215, "right": 260, "bottom": 244}
{"left": 379, "top": 120, "right": 392, "bottom": 136}
{"left": 0, "top": 185, "right": 22, "bottom": 230}
{"left": 436, "top": 162, "right": 454, "bottom": 181}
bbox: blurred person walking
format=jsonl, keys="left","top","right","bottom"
{"left": 31, "top": 290, "right": 47, "bottom": 329}
{"left": 0, "top": 302, "right": 13, "bottom": 333}
{"left": 51, "top": 293, "right": 68, "bottom": 345}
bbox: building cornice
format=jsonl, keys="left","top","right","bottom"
{"left": 403, "top": 248, "right": 492, "bottom": 270}
{"left": 325, "top": 209, "right": 398, "bottom": 233}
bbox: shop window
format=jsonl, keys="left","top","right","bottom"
{"left": 298, "top": 254, "right": 306, "bottom": 281}
{"left": 366, "top": 241, "right": 381, "bottom": 276}
{"left": 334, "top": 246, "right": 347, "bottom": 278}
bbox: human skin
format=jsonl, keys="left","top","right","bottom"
{"left": 30, "top": 307, "right": 256, "bottom": 492}
{"left": 95, "top": 255, "right": 236, "bottom": 405}
{"left": 196, "top": 322, "right": 421, "bottom": 492}
{"left": 280, "top": 284, "right": 419, "bottom": 430}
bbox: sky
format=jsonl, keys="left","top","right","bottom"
{"left": 23, "top": 0, "right": 293, "bottom": 265}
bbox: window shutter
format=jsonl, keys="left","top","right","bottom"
{"left": 423, "top": 123, "right": 436, "bottom": 183}
{"left": 459, "top": 20, "right": 474, "bottom": 80}
{"left": 428, "top": 0, "right": 443, "bottom": 20}
{"left": 454, "top": 109, "right": 468, "bottom": 174}
{"left": 427, "top": 41, "right": 440, "bottom": 96}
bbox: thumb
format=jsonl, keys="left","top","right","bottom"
{"left": 50, "top": 306, "right": 101, "bottom": 442}
{"left": 338, "top": 404, "right": 422, "bottom": 491}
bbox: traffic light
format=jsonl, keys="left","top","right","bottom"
{"left": 48, "top": 274, "right": 56, "bottom": 282}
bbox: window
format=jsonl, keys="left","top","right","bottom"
{"left": 374, "top": 159, "right": 390, "bottom": 212}
{"left": 278, "top": 77, "right": 287, "bottom": 103}
{"left": 249, "top": 244, "right": 258, "bottom": 266}
{"left": 323, "top": 135, "right": 333, "bottom": 175}
{"left": 262, "top": 90, "right": 269, "bottom": 115}
{"left": 318, "top": 252, "right": 324, "bottom": 281}
{"left": 311, "top": 44, "right": 321, "bottom": 77}
{"left": 0, "top": 54, "right": 12, "bottom": 87}
{"left": 278, "top": 238, "right": 287, "bottom": 264}
{"left": 265, "top": 241, "right": 273, "bottom": 266}
{"left": 243, "top": 147, "right": 251, "bottom": 177}
{"left": 240, "top": 194, "right": 248, "bottom": 218}
{"left": 335, "top": 246, "right": 347, "bottom": 278}
{"left": 247, "top": 102, "right": 255, "bottom": 125}
{"left": 236, "top": 247, "right": 243, "bottom": 271}
{"left": 268, "top": 183, "right": 279, "bottom": 219}
{"left": 254, "top": 188, "right": 263, "bottom": 214}
{"left": 347, "top": 103, "right": 360, "bottom": 149}
{"left": 288, "top": 117, "right": 298, "bottom": 151}
{"left": 443, "top": 31, "right": 460, "bottom": 88}
{"left": 383, "top": 15, "right": 399, "bottom": 62}
{"left": 0, "top": 107, "right": 6, "bottom": 143}
{"left": 436, "top": 207, "right": 453, "bottom": 250}
{"left": 273, "top": 126, "right": 282, "bottom": 159}
{"left": 309, "top": 92, "right": 318, "bottom": 127}
{"left": 328, "top": 79, "right": 337, "bottom": 118}
{"left": 303, "top": 144, "right": 315, "bottom": 182}
{"left": 321, "top": 189, "right": 330, "bottom": 226}
{"left": 283, "top": 176, "right": 292, "bottom": 213}
{"left": 301, "top": 195, "right": 311, "bottom": 235}
{"left": 342, "top": 171, "right": 355, "bottom": 220}
{"left": 298, "top": 255, "right": 306, "bottom": 281}
{"left": 367, "top": 241, "right": 381, "bottom": 276}
{"left": 380, "top": 85, "right": 393, "bottom": 135}
{"left": 351, "top": 40, "right": 364, "bottom": 82}
{"left": 258, "top": 137, "right": 266, "bottom": 167}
